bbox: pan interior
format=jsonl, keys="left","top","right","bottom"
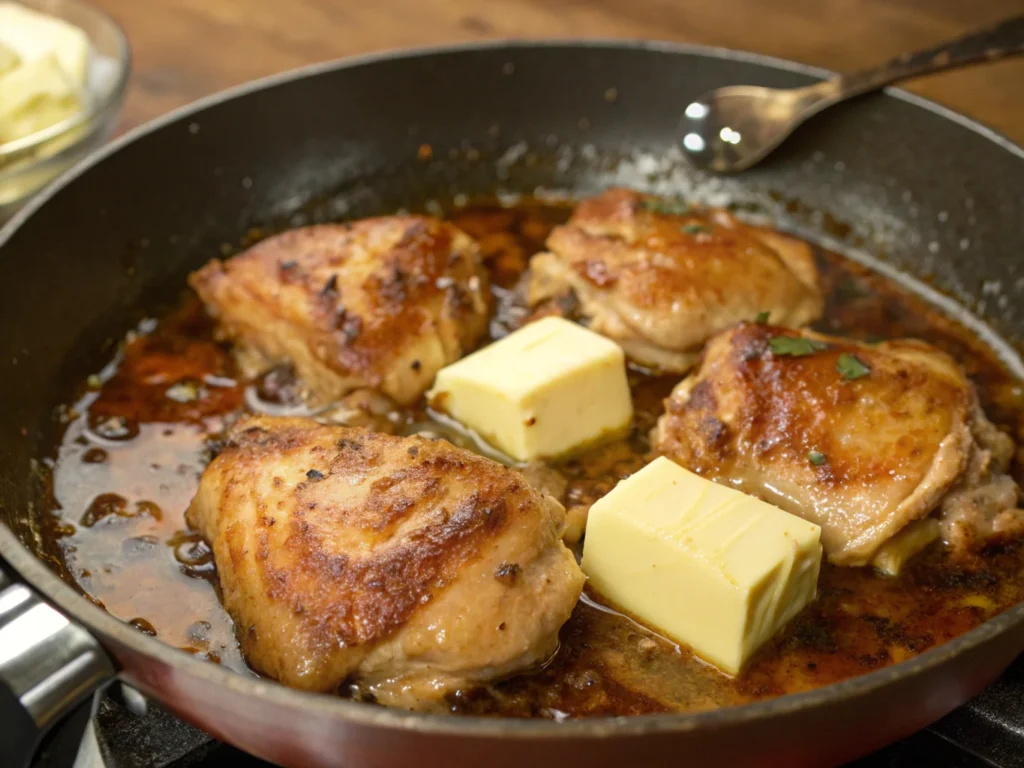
{"left": 1, "top": 43, "right": 1023, "bottom": 729}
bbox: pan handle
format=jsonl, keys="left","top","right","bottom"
{"left": 832, "top": 14, "right": 1024, "bottom": 101}
{"left": 0, "top": 573, "right": 115, "bottom": 768}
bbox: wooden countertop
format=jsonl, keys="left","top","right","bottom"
{"left": 94, "top": 0, "right": 1023, "bottom": 141}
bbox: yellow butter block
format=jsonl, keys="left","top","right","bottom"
{"left": 581, "top": 457, "right": 822, "bottom": 675}
{"left": 428, "top": 316, "right": 633, "bottom": 462}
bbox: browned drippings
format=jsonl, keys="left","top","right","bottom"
{"left": 38, "top": 199, "right": 1024, "bottom": 718}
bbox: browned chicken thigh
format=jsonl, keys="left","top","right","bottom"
{"left": 186, "top": 416, "right": 583, "bottom": 708}
{"left": 528, "top": 188, "right": 823, "bottom": 372}
{"left": 189, "top": 216, "right": 489, "bottom": 406}
{"left": 653, "top": 324, "right": 1022, "bottom": 570}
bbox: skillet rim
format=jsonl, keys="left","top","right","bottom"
{"left": 1, "top": 37, "right": 1023, "bottom": 739}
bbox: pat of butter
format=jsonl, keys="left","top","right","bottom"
{"left": 581, "top": 457, "right": 822, "bottom": 675}
{"left": 428, "top": 316, "right": 633, "bottom": 462}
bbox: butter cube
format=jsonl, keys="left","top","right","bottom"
{"left": 582, "top": 457, "right": 822, "bottom": 675}
{"left": 428, "top": 316, "right": 633, "bottom": 462}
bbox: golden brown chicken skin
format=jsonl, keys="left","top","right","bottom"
{"left": 528, "top": 188, "right": 823, "bottom": 372}
{"left": 189, "top": 217, "right": 489, "bottom": 406}
{"left": 186, "top": 416, "right": 583, "bottom": 708}
{"left": 653, "top": 324, "right": 1022, "bottom": 568}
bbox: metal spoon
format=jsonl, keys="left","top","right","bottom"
{"left": 681, "top": 14, "right": 1024, "bottom": 173}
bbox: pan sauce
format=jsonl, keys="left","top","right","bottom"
{"left": 39, "top": 199, "right": 1024, "bottom": 718}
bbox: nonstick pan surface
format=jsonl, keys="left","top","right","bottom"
{"left": 1, "top": 41, "right": 1023, "bottom": 768}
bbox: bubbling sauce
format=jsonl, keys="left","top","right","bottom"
{"left": 39, "top": 200, "right": 1024, "bottom": 718}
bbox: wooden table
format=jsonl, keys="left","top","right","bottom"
{"left": 94, "top": 0, "right": 1023, "bottom": 141}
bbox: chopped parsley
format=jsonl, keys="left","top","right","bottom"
{"left": 808, "top": 450, "right": 827, "bottom": 466}
{"left": 768, "top": 336, "right": 828, "bottom": 357}
{"left": 641, "top": 198, "right": 690, "bottom": 216}
{"left": 836, "top": 353, "right": 871, "bottom": 381}
{"left": 754, "top": 311, "right": 770, "bottom": 324}
{"left": 681, "top": 223, "right": 710, "bottom": 235}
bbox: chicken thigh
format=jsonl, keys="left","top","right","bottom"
{"left": 653, "top": 324, "right": 1022, "bottom": 569}
{"left": 189, "top": 216, "right": 489, "bottom": 406}
{"left": 528, "top": 188, "right": 823, "bottom": 372}
{"left": 186, "top": 416, "right": 583, "bottom": 708}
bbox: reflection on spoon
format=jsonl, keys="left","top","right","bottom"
{"left": 681, "top": 14, "right": 1024, "bottom": 172}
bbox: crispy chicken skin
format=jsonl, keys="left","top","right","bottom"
{"left": 186, "top": 416, "right": 584, "bottom": 708}
{"left": 528, "top": 188, "right": 823, "bottom": 372}
{"left": 653, "top": 324, "right": 1022, "bottom": 566}
{"left": 189, "top": 217, "right": 489, "bottom": 406}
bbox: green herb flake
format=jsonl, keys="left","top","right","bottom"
{"left": 86, "top": 374, "right": 103, "bottom": 389}
{"left": 681, "top": 223, "right": 710, "bottom": 235}
{"left": 808, "top": 450, "right": 827, "bottom": 466}
{"left": 754, "top": 311, "right": 770, "bottom": 324}
{"left": 768, "top": 335, "right": 829, "bottom": 357}
{"left": 836, "top": 353, "right": 871, "bottom": 381}
{"left": 641, "top": 198, "right": 690, "bottom": 217}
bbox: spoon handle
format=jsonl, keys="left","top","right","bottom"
{"left": 834, "top": 14, "right": 1024, "bottom": 100}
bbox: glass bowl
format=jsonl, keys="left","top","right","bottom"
{"left": 0, "top": 0, "right": 130, "bottom": 221}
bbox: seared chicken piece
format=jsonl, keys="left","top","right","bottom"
{"left": 189, "top": 217, "right": 489, "bottom": 406}
{"left": 186, "top": 416, "right": 583, "bottom": 708}
{"left": 653, "top": 324, "right": 1021, "bottom": 568}
{"left": 528, "top": 188, "right": 823, "bottom": 372}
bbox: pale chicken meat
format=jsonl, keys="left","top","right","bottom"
{"left": 653, "top": 324, "right": 1022, "bottom": 568}
{"left": 528, "top": 188, "right": 823, "bottom": 372}
{"left": 189, "top": 217, "right": 489, "bottom": 406}
{"left": 186, "top": 416, "right": 584, "bottom": 708}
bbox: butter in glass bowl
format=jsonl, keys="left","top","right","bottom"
{"left": 0, "top": 0, "right": 130, "bottom": 221}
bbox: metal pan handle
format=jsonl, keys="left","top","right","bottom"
{"left": 0, "top": 573, "right": 115, "bottom": 768}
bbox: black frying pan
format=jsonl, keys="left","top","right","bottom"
{"left": 1, "top": 41, "right": 1023, "bottom": 768}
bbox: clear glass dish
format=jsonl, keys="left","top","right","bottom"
{"left": 0, "top": 0, "right": 130, "bottom": 221}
